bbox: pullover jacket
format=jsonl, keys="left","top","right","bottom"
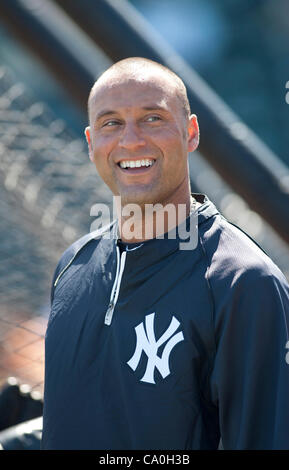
{"left": 42, "top": 194, "right": 289, "bottom": 450}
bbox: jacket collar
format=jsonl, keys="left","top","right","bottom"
{"left": 108, "top": 193, "right": 219, "bottom": 262}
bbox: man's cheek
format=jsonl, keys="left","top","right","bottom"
{"left": 155, "top": 128, "right": 183, "bottom": 146}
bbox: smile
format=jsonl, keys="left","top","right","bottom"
{"left": 118, "top": 159, "right": 156, "bottom": 169}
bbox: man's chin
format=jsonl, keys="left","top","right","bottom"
{"left": 118, "top": 187, "right": 158, "bottom": 207}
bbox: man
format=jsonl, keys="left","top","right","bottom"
{"left": 42, "top": 57, "right": 289, "bottom": 450}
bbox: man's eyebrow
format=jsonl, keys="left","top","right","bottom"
{"left": 142, "top": 105, "right": 169, "bottom": 112}
{"left": 95, "top": 110, "right": 116, "bottom": 121}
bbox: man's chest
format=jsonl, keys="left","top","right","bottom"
{"left": 48, "top": 258, "right": 214, "bottom": 389}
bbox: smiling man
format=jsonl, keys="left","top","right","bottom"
{"left": 42, "top": 58, "right": 289, "bottom": 450}
{"left": 85, "top": 59, "right": 200, "bottom": 242}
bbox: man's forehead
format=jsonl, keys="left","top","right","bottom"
{"left": 94, "top": 66, "right": 177, "bottom": 90}
{"left": 89, "top": 71, "right": 179, "bottom": 113}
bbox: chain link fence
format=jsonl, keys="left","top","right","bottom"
{"left": 0, "top": 65, "right": 112, "bottom": 396}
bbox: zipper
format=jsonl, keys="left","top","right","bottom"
{"left": 104, "top": 246, "right": 127, "bottom": 326}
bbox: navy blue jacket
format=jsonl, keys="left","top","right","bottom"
{"left": 42, "top": 194, "right": 289, "bottom": 449}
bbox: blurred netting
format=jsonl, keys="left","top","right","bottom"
{"left": 0, "top": 65, "right": 112, "bottom": 395}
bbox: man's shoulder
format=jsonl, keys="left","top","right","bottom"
{"left": 54, "top": 221, "right": 116, "bottom": 277}
{"left": 199, "top": 212, "right": 287, "bottom": 287}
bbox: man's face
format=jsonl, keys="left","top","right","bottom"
{"left": 86, "top": 72, "right": 199, "bottom": 207}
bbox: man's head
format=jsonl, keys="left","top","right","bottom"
{"left": 85, "top": 57, "right": 199, "bottom": 207}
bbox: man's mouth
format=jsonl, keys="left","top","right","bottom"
{"left": 117, "top": 158, "right": 156, "bottom": 170}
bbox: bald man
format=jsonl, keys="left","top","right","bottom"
{"left": 42, "top": 58, "right": 289, "bottom": 450}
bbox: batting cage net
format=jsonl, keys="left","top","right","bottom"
{"left": 0, "top": 65, "right": 112, "bottom": 400}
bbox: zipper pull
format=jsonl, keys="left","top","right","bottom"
{"left": 104, "top": 249, "right": 127, "bottom": 326}
{"left": 104, "top": 301, "right": 115, "bottom": 326}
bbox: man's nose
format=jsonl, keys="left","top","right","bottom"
{"left": 118, "top": 122, "right": 146, "bottom": 149}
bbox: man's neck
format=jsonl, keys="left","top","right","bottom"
{"left": 118, "top": 194, "right": 196, "bottom": 244}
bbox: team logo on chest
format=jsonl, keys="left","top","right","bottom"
{"left": 127, "top": 312, "right": 184, "bottom": 384}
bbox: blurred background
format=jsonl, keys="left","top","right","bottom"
{"left": 0, "top": 0, "right": 289, "bottom": 448}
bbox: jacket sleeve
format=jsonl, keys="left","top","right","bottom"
{"left": 49, "top": 250, "right": 73, "bottom": 306}
{"left": 49, "top": 227, "right": 110, "bottom": 305}
{"left": 209, "top": 268, "right": 289, "bottom": 449}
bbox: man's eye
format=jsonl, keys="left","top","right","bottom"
{"left": 146, "top": 115, "right": 161, "bottom": 122}
{"left": 102, "top": 120, "right": 119, "bottom": 127}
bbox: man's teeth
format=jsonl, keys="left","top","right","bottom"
{"left": 119, "top": 159, "right": 155, "bottom": 169}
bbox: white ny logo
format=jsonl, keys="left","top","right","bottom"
{"left": 127, "top": 313, "right": 184, "bottom": 384}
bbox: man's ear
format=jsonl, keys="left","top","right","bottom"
{"left": 187, "top": 114, "right": 199, "bottom": 153}
{"left": 84, "top": 126, "right": 93, "bottom": 161}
